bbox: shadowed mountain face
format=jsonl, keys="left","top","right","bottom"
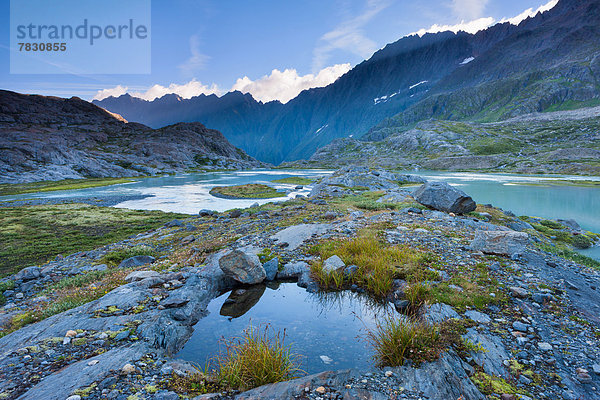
{"left": 0, "top": 90, "right": 261, "bottom": 184}
{"left": 94, "top": 0, "right": 600, "bottom": 164}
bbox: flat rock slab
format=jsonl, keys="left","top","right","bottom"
{"left": 470, "top": 230, "right": 528, "bottom": 256}
{"left": 270, "top": 224, "right": 331, "bottom": 250}
{"left": 17, "top": 344, "right": 149, "bottom": 400}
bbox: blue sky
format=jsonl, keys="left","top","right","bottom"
{"left": 0, "top": 0, "right": 558, "bottom": 102}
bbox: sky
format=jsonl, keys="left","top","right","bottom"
{"left": 0, "top": 0, "right": 558, "bottom": 103}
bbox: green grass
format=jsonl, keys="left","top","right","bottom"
{"left": 209, "top": 184, "right": 286, "bottom": 199}
{"left": 468, "top": 137, "right": 521, "bottom": 155}
{"left": 0, "top": 204, "right": 185, "bottom": 276}
{"left": 0, "top": 177, "right": 139, "bottom": 196}
{"left": 330, "top": 191, "right": 414, "bottom": 212}
{"left": 0, "top": 280, "right": 15, "bottom": 305}
{"left": 0, "top": 268, "right": 128, "bottom": 337}
{"left": 514, "top": 180, "right": 600, "bottom": 188}
{"left": 309, "top": 231, "right": 435, "bottom": 298}
{"left": 271, "top": 177, "right": 314, "bottom": 185}
{"left": 537, "top": 242, "right": 600, "bottom": 270}
{"left": 210, "top": 324, "right": 301, "bottom": 391}
{"left": 365, "top": 316, "right": 441, "bottom": 367}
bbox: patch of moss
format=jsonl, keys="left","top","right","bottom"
{"left": 210, "top": 184, "right": 286, "bottom": 199}
{"left": 0, "top": 177, "right": 140, "bottom": 196}
{"left": 472, "top": 371, "right": 524, "bottom": 395}
{"left": 271, "top": 177, "right": 314, "bottom": 185}
{"left": 0, "top": 204, "right": 185, "bottom": 276}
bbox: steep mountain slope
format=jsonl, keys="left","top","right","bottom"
{"left": 304, "top": 106, "right": 600, "bottom": 175}
{"left": 94, "top": 0, "right": 600, "bottom": 164}
{"left": 0, "top": 90, "right": 261, "bottom": 184}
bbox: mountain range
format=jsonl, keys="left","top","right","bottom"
{"left": 0, "top": 90, "right": 261, "bottom": 184}
{"left": 94, "top": 0, "right": 600, "bottom": 165}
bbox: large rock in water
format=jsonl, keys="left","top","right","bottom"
{"left": 413, "top": 181, "right": 476, "bottom": 214}
{"left": 219, "top": 250, "right": 266, "bottom": 284}
{"left": 470, "top": 230, "right": 528, "bottom": 256}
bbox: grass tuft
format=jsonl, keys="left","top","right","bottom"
{"left": 365, "top": 316, "right": 441, "bottom": 367}
{"left": 210, "top": 324, "right": 302, "bottom": 391}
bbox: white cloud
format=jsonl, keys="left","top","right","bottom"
{"left": 93, "top": 80, "right": 222, "bottom": 101}
{"left": 451, "top": 0, "right": 489, "bottom": 21}
{"left": 92, "top": 85, "right": 128, "bottom": 101}
{"left": 312, "top": 0, "right": 391, "bottom": 71}
{"left": 411, "top": 0, "right": 558, "bottom": 36}
{"left": 231, "top": 64, "right": 351, "bottom": 103}
{"left": 178, "top": 35, "right": 210, "bottom": 77}
{"left": 92, "top": 65, "right": 351, "bottom": 103}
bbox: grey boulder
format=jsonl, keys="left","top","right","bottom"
{"left": 262, "top": 258, "right": 279, "bottom": 281}
{"left": 14, "top": 266, "right": 41, "bottom": 281}
{"left": 125, "top": 270, "right": 160, "bottom": 283}
{"left": 470, "top": 230, "right": 528, "bottom": 256}
{"left": 413, "top": 181, "right": 476, "bottom": 214}
{"left": 322, "top": 255, "right": 345, "bottom": 273}
{"left": 119, "top": 255, "right": 156, "bottom": 269}
{"left": 219, "top": 250, "right": 266, "bottom": 284}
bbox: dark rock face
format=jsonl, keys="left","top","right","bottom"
{"left": 218, "top": 250, "right": 266, "bottom": 284}
{"left": 0, "top": 90, "right": 262, "bottom": 184}
{"left": 413, "top": 181, "right": 476, "bottom": 214}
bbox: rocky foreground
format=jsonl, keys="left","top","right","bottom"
{"left": 0, "top": 167, "right": 599, "bottom": 400}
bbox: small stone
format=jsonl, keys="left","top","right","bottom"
{"left": 98, "top": 332, "right": 109, "bottom": 340}
{"left": 161, "top": 296, "right": 189, "bottom": 308}
{"left": 66, "top": 395, "right": 82, "bottom": 400}
{"left": 577, "top": 372, "right": 592, "bottom": 383}
{"left": 509, "top": 286, "right": 528, "bottom": 298}
{"left": 565, "top": 281, "right": 579, "bottom": 290}
{"left": 15, "top": 292, "right": 24, "bottom": 299}
{"left": 385, "top": 370, "right": 393, "bottom": 377}
{"left": 592, "top": 363, "right": 600, "bottom": 375}
{"left": 62, "top": 337, "right": 71, "bottom": 345}
{"left": 512, "top": 321, "right": 529, "bottom": 332}
{"left": 465, "top": 310, "right": 491, "bottom": 324}
{"left": 122, "top": 363, "right": 136, "bottom": 374}
{"left": 322, "top": 255, "right": 345, "bottom": 273}
{"left": 501, "top": 395, "right": 516, "bottom": 400}
{"left": 88, "top": 359, "right": 99, "bottom": 366}
{"left": 65, "top": 330, "right": 77, "bottom": 338}
{"left": 537, "top": 342, "right": 553, "bottom": 351}
{"left": 315, "top": 386, "right": 326, "bottom": 394}
{"left": 319, "top": 355, "right": 333, "bottom": 364}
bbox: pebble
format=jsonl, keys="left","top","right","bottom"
{"left": 538, "top": 342, "right": 553, "bottom": 351}
{"left": 66, "top": 396, "right": 81, "bottom": 400}
{"left": 384, "top": 370, "right": 393, "bottom": 377}
{"left": 315, "top": 386, "right": 326, "bottom": 394}
{"left": 121, "top": 363, "right": 136, "bottom": 374}
{"left": 87, "top": 359, "right": 99, "bottom": 366}
{"left": 65, "top": 330, "right": 77, "bottom": 338}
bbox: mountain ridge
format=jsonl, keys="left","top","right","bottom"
{"left": 91, "top": 0, "right": 599, "bottom": 164}
{"left": 0, "top": 90, "right": 262, "bottom": 184}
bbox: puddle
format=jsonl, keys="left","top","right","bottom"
{"left": 176, "top": 282, "right": 395, "bottom": 374}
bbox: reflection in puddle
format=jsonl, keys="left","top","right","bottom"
{"left": 176, "top": 282, "right": 394, "bottom": 374}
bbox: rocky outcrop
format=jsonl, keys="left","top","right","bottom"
{"left": 470, "top": 230, "right": 529, "bottom": 256}
{"left": 0, "top": 90, "right": 263, "bottom": 184}
{"left": 219, "top": 250, "right": 266, "bottom": 284}
{"left": 413, "top": 181, "right": 476, "bottom": 214}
